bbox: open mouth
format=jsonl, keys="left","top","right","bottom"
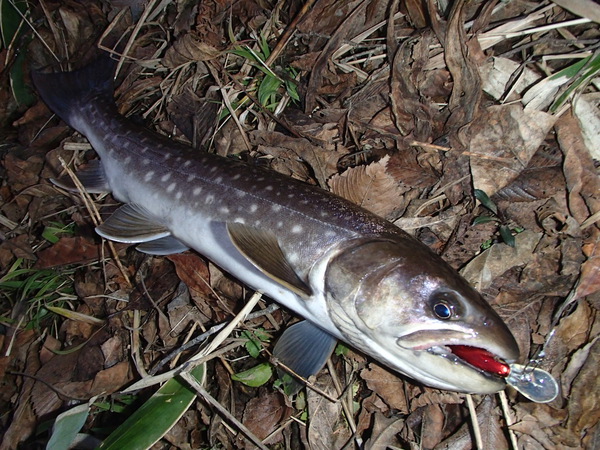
{"left": 429, "top": 345, "right": 511, "bottom": 377}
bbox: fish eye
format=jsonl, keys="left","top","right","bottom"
{"left": 433, "top": 302, "right": 452, "bottom": 319}
{"left": 430, "top": 291, "right": 460, "bottom": 320}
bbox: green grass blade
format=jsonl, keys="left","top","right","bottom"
{"left": 0, "top": 0, "right": 27, "bottom": 49}
{"left": 46, "top": 401, "right": 93, "bottom": 450}
{"left": 99, "top": 364, "right": 206, "bottom": 450}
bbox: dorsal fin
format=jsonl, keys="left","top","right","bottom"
{"left": 226, "top": 222, "right": 311, "bottom": 297}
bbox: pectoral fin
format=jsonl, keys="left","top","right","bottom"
{"left": 226, "top": 222, "right": 311, "bottom": 297}
{"left": 273, "top": 321, "right": 338, "bottom": 395}
{"left": 136, "top": 236, "right": 190, "bottom": 255}
{"left": 96, "top": 204, "right": 170, "bottom": 243}
{"left": 51, "top": 160, "right": 110, "bottom": 193}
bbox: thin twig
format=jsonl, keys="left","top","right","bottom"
{"left": 498, "top": 390, "right": 518, "bottom": 450}
{"left": 466, "top": 394, "right": 482, "bottom": 449}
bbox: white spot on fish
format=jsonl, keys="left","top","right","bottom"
{"left": 124, "top": 156, "right": 131, "bottom": 165}
{"left": 277, "top": 221, "right": 283, "bottom": 228}
{"left": 163, "top": 154, "right": 171, "bottom": 161}
{"left": 292, "top": 225, "right": 303, "bottom": 234}
{"left": 187, "top": 174, "right": 195, "bottom": 182}
{"left": 325, "top": 230, "right": 337, "bottom": 238}
{"left": 140, "top": 147, "right": 147, "bottom": 154}
{"left": 219, "top": 207, "right": 230, "bottom": 214}
{"left": 287, "top": 193, "right": 295, "bottom": 198}
{"left": 176, "top": 191, "right": 183, "bottom": 200}
{"left": 144, "top": 171, "right": 154, "bottom": 182}
{"left": 250, "top": 204, "right": 258, "bottom": 213}
{"left": 184, "top": 160, "right": 192, "bottom": 167}
{"left": 232, "top": 174, "right": 241, "bottom": 180}
{"left": 193, "top": 187, "right": 202, "bottom": 196}
{"left": 210, "top": 166, "right": 217, "bottom": 173}
{"left": 205, "top": 194, "right": 215, "bottom": 204}
{"left": 167, "top": 182, "right": 176, "bottom": 193}
{"left": 142, "top": 159, "right": 150, "bottom": 166}
{"left": 272, "top": 205, "right": 282, "bottom": 212}
{"left": 254, "top": 220, "right": 261, "bottom": 226}
{"left": 161, "top": 173, "right": 171, "bottom": 182}
{"left": 236, "top": 191, "right": 247, "bottom": 198}
{"left": 175, "top": 157, "right": 182, "bottom": 163}
{"left": 288, "top": 253, "right": 299, "bottom": 264}
{"left": 265, "top": 186, "right": 273, "bottom": 191}
{"left": 234, "top": 218, "right": 246, "bottom": 224}
{"left": 215, "top": 177, "right": 223, "bottom": 183}
{"left": 257, "top": 177, "right": 265, "bottom": 182}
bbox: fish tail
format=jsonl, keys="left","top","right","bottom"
{"left": 32, "top": 54, "right": 116, "bottom": 133}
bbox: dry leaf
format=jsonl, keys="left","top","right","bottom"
{"left": 242, "top": 391, "right": 290, "bottom": 444}
{"left": 35, "top": 236, "right": 102, "bottom": 268}
{"left": 360, "top": 364, "right": 408, "bottom": 413}
{"left": 307, "top": 375, "right": 352, "bottom": 450}
{"left": 460, "top": 230, "right": 542, "bottom": 291}
{"left": 465, "top": 104, "right": 555, "bottom": 196}
{"left": 163, "top": 32, "right": 222, "bottom": 68}
{"left": 556, "top": 111, "right": 600, "bottom": 225}
{"left": 329, "top": 155, "right": 409, "bottom": 219}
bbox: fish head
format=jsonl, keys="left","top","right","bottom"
{"left": 324, "top": 239, "right": 520, "bottom": 393}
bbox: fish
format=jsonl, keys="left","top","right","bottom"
{"left": 32, "top": 53, "right": 521, "bottom": 395}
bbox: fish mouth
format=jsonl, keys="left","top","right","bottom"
{"left": 397, "top": 330, "right": 514, "bottom": 380}
{"left": 427, "top": 345, "right": 511, "bottom": 379}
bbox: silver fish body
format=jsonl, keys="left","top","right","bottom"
{"left": 33, "top": 55, "right": 519, "bottom": 393}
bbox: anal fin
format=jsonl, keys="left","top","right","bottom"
{"left": 51, "top": 160, "right": 110, "bottom": 194}
{"left": 96, "top": 204, "right": 170, "bottom": 243}
{"left": 136, "top": 236, "right": 189, "bottom": 255}
{"left": 273, "top": 321, "right": 338, "bottom": 395}
{"left": 227, "top": 222, "right": 311, "bottom": 297}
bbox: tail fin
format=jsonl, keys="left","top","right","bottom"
{"left": 31, "top": 54, "right": 117, "bottom": 132}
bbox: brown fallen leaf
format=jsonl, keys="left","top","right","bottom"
{"left": 360, "top": 364, "right": 408, "bottom": 414}
{"left": 35, "top": 236, "right": 102, "bottom": 268}
{"left": 242, "top": 390, "right": 290, "bottom": 444}
{"left": 329, "top": 155, "right": 410, "bottom": 220}
{"left": 307, "top": 373, "right": 352, "bottom": 450}
{"left": 167, "top": 253, "right": 212, "bottom": 300}
{"left": 162, "top": 32, "right": 222, "bottom": 68}
{"left": 466, "top": 104, "right": 556, "bottom": 196}
{"left": 556, "top": 111, "right": 600, "bottom": 225}
{"left": 460, "top": 230, "right": 543, "bottom": 291}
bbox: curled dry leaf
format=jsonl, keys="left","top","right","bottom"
{"left": 329, "top": 155, "right": 409, "bottom": 220}
{"left": 163, "top": 32, "right": 222, "bottom": 68}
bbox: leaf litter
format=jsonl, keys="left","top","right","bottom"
{"left": 1, "top": 0, "right": 599, "bottom": 448}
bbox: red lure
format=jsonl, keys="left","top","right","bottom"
{"left": 449, "top": 345, "right": 511, "bottom": 377}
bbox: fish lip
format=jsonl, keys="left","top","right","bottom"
{"left": 396, "top": 329, "right": 515, "bottom": 380}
